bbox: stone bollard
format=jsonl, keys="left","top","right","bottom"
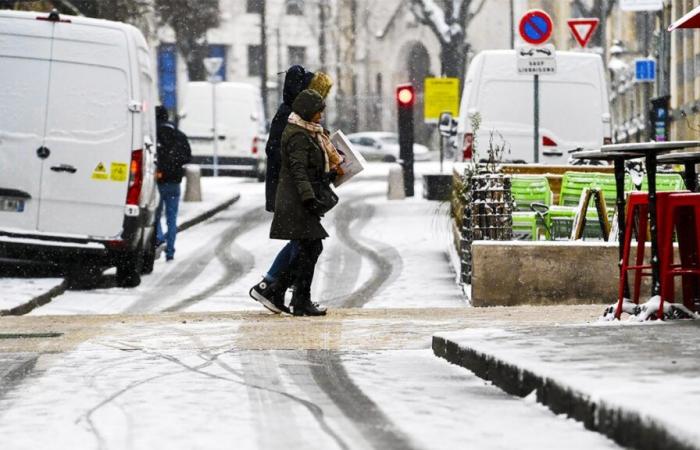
{"left": 387, "top": 164, "right": 405, "bottom": 200}
{"left": 184, "top": 164, "right": 202, "bottom": 202}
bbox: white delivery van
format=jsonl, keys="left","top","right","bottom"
{"left": 456, "top": 50, "right": 612, "bottom": 164}
{"left": 179, "top": 82, "right": 267, "bottom": 180}
{"left": 0, "top": 10, "right": 158, "bottom": 287}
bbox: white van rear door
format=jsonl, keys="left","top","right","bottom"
{"left": 38, "top": 23, "right": 132, "bottom": 238}
{"left": 0, "top": 15, "right": 53, "bottom": 233}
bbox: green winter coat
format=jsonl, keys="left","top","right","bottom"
{"left": 269, "top": 123, "right": 329, "bottom": 240}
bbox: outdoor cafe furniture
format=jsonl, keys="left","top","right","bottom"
{"left": 570, "top": 149, "right": 643, "bottom": 299}
{"left": 602, "top": 141, "right": 700, "bottom": 316}
{"left": 657, "top": 151, "right": 700, "bottom": 192}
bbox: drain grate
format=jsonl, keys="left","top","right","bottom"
{"left": 0, "top": 332, "right": 63, "bottom": 339}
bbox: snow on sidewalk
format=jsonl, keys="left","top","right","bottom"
{"left": 434, "top": 321, "right": 700, "bottom": 450}
{"left": 1, "top": 177, "right": 244, "bottom": 314}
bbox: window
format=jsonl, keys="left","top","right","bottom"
{"left": 248, "top": 45, "right": 263, "bottom": 77}
{"left": 208, "top": 44, "right": 228, "bottom": 81}
{"left": 286, "top": 0, "right": 304, "bottom": 15}
{"left": 287, "top": 46, "right": 306, "bottom": 67}
{"left": 246, "top": 0, "right": 263, "bottom": 14}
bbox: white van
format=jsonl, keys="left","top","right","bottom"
{"left": 0, "top": 10, "right": 158, "bottom": 287}
{"left": 179, "top": 82, "right": 267, "bottom": 180}
{"left": 456, "top": 50, "right": 612, "bottom": 164}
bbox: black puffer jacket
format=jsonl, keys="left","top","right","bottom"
{"left": 265, "top": 65, "right": 314, "bottom": 212}
{"left": 156, "top": 122, "right": 191, "bottom": 184}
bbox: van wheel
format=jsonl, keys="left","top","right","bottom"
{"left": 141, "top": 231, "right": 157, "bottom": 275}
{"left": 383, "top": 155, "right": 397, "bottom": 163}
{"left": 257, "top": 170, "right": 266, "bottom": 182}
{"left": 66, "top": 264, "right": 102, "bottom": 290}
{"left": 116, "top": 248, "right": 143, "bottom": 288}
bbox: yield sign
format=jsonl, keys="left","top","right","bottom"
{"left": 567, "top": 18, "right": 600, "bottom": 48}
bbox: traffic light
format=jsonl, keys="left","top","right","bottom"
{"left": 396, "top": 83, "right": 415, "bottom": 197}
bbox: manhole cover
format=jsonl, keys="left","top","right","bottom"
{"left": 0, "top": 333, "right": 63, "bottom": 339}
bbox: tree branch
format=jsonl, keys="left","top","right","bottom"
{"left": 409, "top": 0, "right": 452, "bottom": 44}
{"left": 466, "top": 0, "right": 487, "bottom": 23}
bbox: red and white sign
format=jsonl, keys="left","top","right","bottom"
{"left": 519, "top": 10, "right": 554, "bottom": 45}
{"left": 567, "top": 18, "right": 600, "bottom": 48}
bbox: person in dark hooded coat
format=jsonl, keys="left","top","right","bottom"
{"left": 250, "top": 68, "right": 334, "bottom": 315}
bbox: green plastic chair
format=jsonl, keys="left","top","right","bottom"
{"left": 640, "top": 172, "right": 686, "bottom": 192}
{"left": 511, "top": 175, "right": 552, "bottom": 240}
{"left": 548, "top": 172, "right": 632, "bottom": 239}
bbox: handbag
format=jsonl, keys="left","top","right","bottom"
{"left": 311, "top": 180, "right": 339, "bottom": 215}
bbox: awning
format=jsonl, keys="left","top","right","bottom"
{"left": 669, "top": 5, "right": 700, "bottom": 31}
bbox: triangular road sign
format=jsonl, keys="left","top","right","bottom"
{"left": 567, "top": 18, "right": 600, "bottom": 48}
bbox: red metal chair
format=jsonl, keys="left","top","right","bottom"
{"left": 657, "top": 192, "right": 700, "bottom": 319}
{"left": 615, "top": 193, "right": 650, "bottom": 319}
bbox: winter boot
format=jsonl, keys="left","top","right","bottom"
{"left": 249, "top": 279, "right": 290, "bottom": 314}
{"left": 291, "top": 295, "right": 327, "bottom": 317}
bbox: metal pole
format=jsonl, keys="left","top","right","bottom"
{"left": 509, "top": 0, "right": 515, "bottom": 49}
{"left": 614, "top": 158, "right": 630, "bottom": 299}
{"left": 534, "top": 74, "right": 540, "bottom": 163}
{"left": 260, "top": 0, "right": 268, "bottom": 119}
{"left": 439, "top": 134, "right": 444, "bottom": 173}
{"left": 212, "top": 81, "right": 218, "bottom": 177}
{"left": 646, "top": 152, "right": 660, "bottom": 297}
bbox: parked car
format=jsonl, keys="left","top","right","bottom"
{"left": 0, "top": 10, "right": 158, "bottom": 287}
{"left": 179, "top": 82, "right": 267, "bottom": 181}
{"left": 455, "top": 50, "right": 612, "bottom": 164}
{"left": 346, "top": 132, "right": 431, "bottom": 162}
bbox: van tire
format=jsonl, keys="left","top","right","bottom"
{"left": 66, "top": 264, "right": 102, "bottom": 290}
{"left": 141, "top": 231, "right": 157, "bottom": 275}
{"left": 116, "top": 247, "right": 143, "bottom": 288}
{"left": 383, "top": 155, "right": 397, "bottom": 163}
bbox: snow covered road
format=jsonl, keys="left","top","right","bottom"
{"left": 0, "top": 164, "right": 621, "bottom": 449}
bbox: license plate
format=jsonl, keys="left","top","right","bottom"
{"left": 0, "top": 198, "right": 25, "bottom": 212}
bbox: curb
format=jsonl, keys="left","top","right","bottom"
{"left": 177, "top": 193, "right": 241, "bottom": 233}
{"left": 0, "top": 280, "right": 68, "bottom": 317}
{"left": 432, "top": 335, "right": 697, "bottom": 450}
{"left": 1, "top": 193, "right": 242, "bottom": 317}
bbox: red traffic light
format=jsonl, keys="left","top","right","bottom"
{"left": 396, "top": 84, "right": 415, "bottom": 107}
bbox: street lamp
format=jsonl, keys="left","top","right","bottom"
{"left": 203, "top": 57, "right": 223, "bottom": 177}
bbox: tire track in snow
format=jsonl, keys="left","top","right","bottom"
{"left": 307, "top": 350, "right": 419, "bottom": 450}
{"left": 323, "top": 194, "right": 403, "bottom": 308}
{"left": 161, "top": 207, "right": 268, "bottom": 312}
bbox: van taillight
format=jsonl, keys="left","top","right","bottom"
{"left": 462, "top": 133, "right": 474, "bottom": 161}
{"left": 542, "top": 136, "right": 557, "bottom": 147}
{"left": 604, "top": 137, "right": 612, "bottom": 145}
{"left": 126, "top": 150, "right": 143, "bottom": 206}
{"left": 251, "top": 137, "right": 259, "bottom": 155}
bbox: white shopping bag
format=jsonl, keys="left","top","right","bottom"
{"left": 330, "top": 130, "right": 367, "bottom": 187}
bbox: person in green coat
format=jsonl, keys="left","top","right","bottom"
{"left": 268, "top": 89, "right": 340, "bottom": 316}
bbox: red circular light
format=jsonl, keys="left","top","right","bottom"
{"left": 398, "top": 88, "right": 414, "bottom": 105}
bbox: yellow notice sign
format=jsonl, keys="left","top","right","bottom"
{"left": 424, "top": 77, "right": 460, "bottom": 123}
{"left": 92, "top": 162, "right": 108, "bottom": 180}
{"left": 110, "top": 162, "right": 128, "bottom": 182}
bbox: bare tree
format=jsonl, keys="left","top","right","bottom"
{"left": 571, "top": 0, "right": 617, "bottom": 49}
{"left": 155, "top": 0, "right": 220, "bottom": 82}
{"left": 409, "top": 0, "right": 487, "bottom": 82}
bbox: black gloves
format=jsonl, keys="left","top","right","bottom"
{"left": 303, "top": 198, "right": 324, "bottom": 216}
{"left": 323, "top": 169, "right": 339, "bottom": 184}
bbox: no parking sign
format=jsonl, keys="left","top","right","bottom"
{"left": 519, "top": 10, "right": 553, "bottom": 45}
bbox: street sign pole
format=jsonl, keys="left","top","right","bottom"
{"left": 204, "top": 57, "right": 224, "bottom": 177}
{"left": 534, "top": 74, "right": 539, "bottom": 163}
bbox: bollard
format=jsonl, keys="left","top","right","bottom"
{"left": 184, "top": 164, "right": 202, "bottom": 202}
{"left": 387, "top": 164, "right": 405, "bottom": 200}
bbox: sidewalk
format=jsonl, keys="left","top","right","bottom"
{"left": 433, "top": 321, "right": 700, "bottom": 450}
{"left": 0, "top": 177, "right": 242, "bottom": 316}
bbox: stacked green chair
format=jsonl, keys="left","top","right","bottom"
{"left": 640, "top": 172, "right": 686, "bottom": 192}
{"left": 511, "top": 175, "right": 552, "bottom": 240}
{"left": 548, "top": 172, "right": 633, "bottom": 239}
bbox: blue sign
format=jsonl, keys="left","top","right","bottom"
{"left": 158, "top": 44, "right": 178, "bottom": 111}
{"left": 519, "top": 10, "right": 553, "bottom": 45}
{"left": 635, "top": 59, "right": 656, "bottom": 82}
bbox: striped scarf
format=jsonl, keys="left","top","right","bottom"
{"left": 288, "top": 112, "right": 344, "bottom": 174}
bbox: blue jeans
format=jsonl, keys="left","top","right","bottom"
{"left": 155, "top": 182, "right": 181, "bottom": 259}
{"left": 265, "top": 240, "right": 300, "bottom": 283}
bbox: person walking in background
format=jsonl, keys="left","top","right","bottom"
{"left": 155, "top": 106, "right": 191, "bottom": 262}
{"left": 249, "top": 67, "right": 334, "bottom": 314}
{"left": 267, "top": 89, "right": 342, "bottom": 316}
